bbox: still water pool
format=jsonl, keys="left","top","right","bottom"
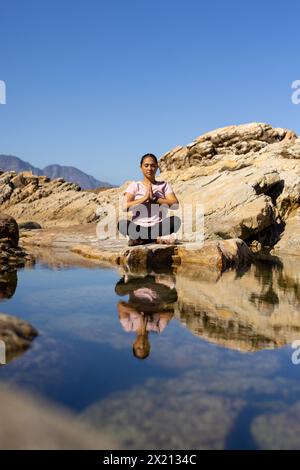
{"left": 1, "top": 256, "right": 300, "bottom": 449}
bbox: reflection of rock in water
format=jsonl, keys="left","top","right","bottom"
{"left": 0, "top": 270, "right": 17, "bottom": 300}
{"left": 23, "top": 245, "right": 107, "bottom": 270}
{"left": 175, "top": 258, "right": 300, "bottom": 352}
{"left": 0, "top": 313, "right": 38, "bottom": 364}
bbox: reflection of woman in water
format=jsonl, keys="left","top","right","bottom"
{"left": 115, "top": 274, "right": 177, "bottom": 359}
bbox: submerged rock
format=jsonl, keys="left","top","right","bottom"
{"left": 252, "top": 402, "right": 300, "bottom": 450}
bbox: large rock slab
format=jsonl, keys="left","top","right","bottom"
{"left": 159, "top": 122, "right": 296, "bottom": 172}
{"left": 20, "top": 224, "right": 251, "bottom": 272}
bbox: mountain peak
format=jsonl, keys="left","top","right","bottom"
{"left": 0, "top": 155, "right": 113, "bottom": 189}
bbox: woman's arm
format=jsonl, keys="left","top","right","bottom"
{"left": 155, "top": 192, "right": 179, "bottom": 208}
{"left": 123, "top": 189, "right": 150, "bottom": 211}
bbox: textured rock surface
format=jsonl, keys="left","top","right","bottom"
{"left": 0, "top": 170, "right": 120, "bottom": 227}
{"left": 158, "top": 123, "right": 300, "bottom": 251}
{"left": 174, "top": 238, "right": 250, "bottom": 271}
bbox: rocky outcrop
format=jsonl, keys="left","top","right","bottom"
{"left": 0, "top": 313, "right": 38, "bottom": 362}
{"left": 1, "top": 122, "right": 300, "bottom": 256}
{"left": 0, "top": 171, "right": 92, "bottom": 226}
{"left": 158, "top": 123, "right": 300, "bottom": 254}
{"left": 0, "top": 170, "right": 120, "bottom": 227}
{"left": 159, "top": 123, "right": 296, "bottom": 172}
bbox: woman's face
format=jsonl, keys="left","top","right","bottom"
{"left": 141, "top": 157, "right": 158, "bottom": 179}
{"left": 133, "top": 335, "right": 151, "bottom": 359}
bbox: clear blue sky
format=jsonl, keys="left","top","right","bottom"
{"left": 0, "top": 0, "right": 299, "bottom": 185}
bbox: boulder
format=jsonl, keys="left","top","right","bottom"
{"left": 0, "top": 213, "right": 19, "bottom": 247}
{"left": 175, "top": 238, "right": 250, "bottom": 272}
{"left": 18, "top": 221, "right": 42, "bottom": 230}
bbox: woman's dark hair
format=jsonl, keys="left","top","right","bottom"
{"left": 140, "top": 153, "right": 158, "bottom": 166}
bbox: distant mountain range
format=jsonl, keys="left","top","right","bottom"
{"left": 0, "top": 155, "right": 114, "bottom": 190}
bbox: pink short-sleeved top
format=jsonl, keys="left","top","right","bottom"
{"left": 119, "top": 311, "right": 169, "bottom": 333}
{"left": 124, "top": 180, "right": 174, "bottom": 227}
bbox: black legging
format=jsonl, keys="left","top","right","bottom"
{"left": 118, "top": 216, "right": 181, "bottom": 241}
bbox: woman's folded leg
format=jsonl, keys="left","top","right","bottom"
{"left": 118, "top": 217, "right": 181, "bottom": 245}
{"left": 117, "top": 219, "right": 151, "bottom": 243}
{"left": 149, "top": 216, "right": 181, "bottom": 238}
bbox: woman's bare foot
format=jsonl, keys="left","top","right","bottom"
{"left": 155, "top": 233, "right": 177, "bottom": 245}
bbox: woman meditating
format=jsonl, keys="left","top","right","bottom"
{"left": 118, "top": 153, "right": 181, "bottom": 246}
